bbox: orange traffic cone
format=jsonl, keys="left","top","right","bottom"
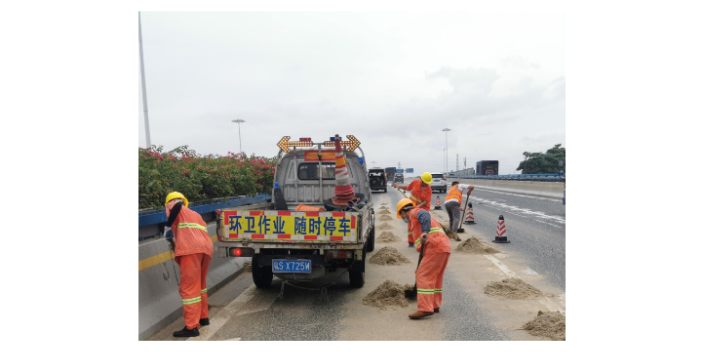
{"left": 331, "top": 134, "right": 356, "bottom": 206}
{"left": 492, "top": 215, "right": 510, "bottom": 243}
{"left": 434, "top": 196, "right": 441, "bottom": 210}
{"left": 464, "top": 202, "right": 475, "bottom": 224}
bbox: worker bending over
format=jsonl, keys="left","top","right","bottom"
{"left": 392, "top": 172, "right": 433, "bottom": 247}
{"left": 397, "top": 198, "right": 451, "bottom": 319}
{"left": 164, "top": 192, "right": 214, "bottom": 338}
{"left": 444, "top": 181, "right": 474, "bottom": 241}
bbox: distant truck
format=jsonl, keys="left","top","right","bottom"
{"left": 216, "top": 135, "right": 375, "bottom": 288}
{"left": 476, "top": 160, "right": 499, "bottom": 175}
{"left": 384, "top": 167, "right": 396, "bottom": 182}
{"left": 368, "top": 168, "right": 387, "bottom": 193}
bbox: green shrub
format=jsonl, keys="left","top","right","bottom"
{"left": 138, "top": 145, "right": 276, "bottom": 210}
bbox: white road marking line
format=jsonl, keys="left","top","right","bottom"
{"left": 484, "top": 255, "right": 517, "bottom": 278}
{"left": 472, "top": 196, "right": 566, "bottom": 225}
{"left": 539, "top": 297, "right": 564, "bottom": 314}
{"left": 484, "top": 255, "right": 564, "bottom": 313}
{"left": 534, "top": 219, "right": 564, "bottom": 229}
{"left": 188, "top": 284, "right": 261, "bottom": 341}
{"left": 522, "top": 268, "right": 538, "bottom": 275}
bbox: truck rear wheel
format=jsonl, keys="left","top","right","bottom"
{"left": 367, "top": 225, "right": 375, "bottom": 252}
{"left": 251, "top": 255, "right": 273, "bottom": 288}
{"left": 349, "top": 246, "right": 366, "bottom": 288}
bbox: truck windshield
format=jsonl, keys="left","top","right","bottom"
{"left": 298, "top": 163, "right": 351, "bottom": 180}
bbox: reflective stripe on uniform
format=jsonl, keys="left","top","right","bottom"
{"left": 177, "top": 222, "right": 208, "bottom": 232}
{"left": 182, "top": 297, "right": 202, "bottom": 305}
{"left": 417, "top": 288, "right": 435, "bottom": 295}
{"left": 428, "top": 227, "right": 443, "bottom": 234}
{"left": 201, "top": 288, "right": 208, "bottom": 294}
{"left": 410, "top": 194, "right": 422, "bottom": 204}
{"left": 434, "top": 288, "right": 442, "bottom": 293}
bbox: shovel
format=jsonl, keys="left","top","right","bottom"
{"left": 404, "top": 242, "right": 425, "bottom": 299}
{"left": 457, "top": 190, "right": 471, "bottom": 233}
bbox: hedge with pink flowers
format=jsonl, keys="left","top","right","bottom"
{"left": 139, "top": 145, "right": 276, "bottom": 210}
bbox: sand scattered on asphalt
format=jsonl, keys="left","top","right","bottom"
{"left": 379, "top": 215, "right": 394, "bottom": 221}
{"left": 484, "top": 277, "right": 542, "bottom": 299}
{"left": 362, "top": 280, "right": 410, "bottom": 309}
{"left": 369, "top": 246, "right": 411, "bottom": 265}
{"left": 521, "top": 310, "right": 566, "bottom": 341}
{"left": 243, "top": 261, "right": 252, "bottom": 272}
{"left": 377, "top": 231, "right": 400, "bottom": 242}
{"left": 378, "top": 223, "right": 394, "bottom": 230}
{"left": 456, "top": 236, "right": 501, "bottom": 254}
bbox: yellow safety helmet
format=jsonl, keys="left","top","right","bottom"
{"left": 396, "top": 198, "right": 415, "bottom": 219}
{"left": 164, "top": 192, "right": 189, "bottom": 208}
{"left": 420, "top": 172, "right": 434, "bottom": 184}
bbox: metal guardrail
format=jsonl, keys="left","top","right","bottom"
{"left": 138, "top": 193, "right": 272, "bottom": 228}
{"left": 453, "top": 173, "right": 566, "bottom": 181}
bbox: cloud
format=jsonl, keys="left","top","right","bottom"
{"left": 500, "top": 56, "right": 541, "bottom": 69}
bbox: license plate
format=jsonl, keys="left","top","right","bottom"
{"left": 272, "top": 259, "right": 312, "bottom": 273}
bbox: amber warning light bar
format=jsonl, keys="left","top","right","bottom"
{"left": 276, "top": 135, "right": 361, "bottom": 153}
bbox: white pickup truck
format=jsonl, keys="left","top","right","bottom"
{"left": 216, "top": 135, "right": 376, "bottom": 288}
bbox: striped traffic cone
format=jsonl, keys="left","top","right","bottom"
{"left": 492, "top": 215, "right": 510, "bottom": 243}
{"left": 464, "top": 202, "right": 475, "bottom": 224}
{"left": 434, "top": 196, "right": 442, "bottom": 210}
{"left": 331, "top": 134, "right": 356, "bottom": 206}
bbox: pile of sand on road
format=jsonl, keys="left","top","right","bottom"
{"left": 456, "top": 236, "right": 501, "bottom": 254}
{"left": 362, "top": 280, "right": 410, "bottom": 309}
{"left": 378, "top": 222, "right": 394, "bottom": 230}
{"left": 377, "top": 231, "right": 400, "bottom": 243}
{"left": 521, "top": 310, "right": 566, "bottom": 341}
{"left": 369, "top": 246, "right": 411, "bottom": 265}
{"left": 484, "top": 277, "right": 542, "bottom": 299}
{"left": 378, "top": 214, "right": 394, "bottom": 221}
{"left": 377, "top": 209, "right": 391, "bottom": 215}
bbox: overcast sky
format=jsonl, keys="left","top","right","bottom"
{"left": 138, "top": 11, "right": 564, "bottom": 175}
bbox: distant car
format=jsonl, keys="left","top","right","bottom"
{"left": 430, "top": 172, "right": 447, "bottom": 193}
{"left": 368, "top": 168, "right": 387, "bottom": 193}
{"left": 394, "top": 174, "right": 404, "bottom": 183}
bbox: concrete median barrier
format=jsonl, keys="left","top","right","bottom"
{"left": 449, "top": 178, "right": 564, "bottom": 199}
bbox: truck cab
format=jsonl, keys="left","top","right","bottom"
{"left": 217, "top": 135, "right": 375, "bottom": 288}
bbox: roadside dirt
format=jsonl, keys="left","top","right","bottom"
{"left": 378, "top": 222, "right": 394, "bottom": 230}
{"left": 456, "top": 236, "right": 501, "bottom": 255}
{"left": 377, "top": 231, "right": 400, "bottom": 243}
{"left": 242, "top": 261, "right": 252, "bottom": 272}
{"left": 484, "top": 277, "right": 542, "bottom": 299}
{"left": 378, "top": 215, "right": 394, "bottom": 221}
{"left": 362, "top": 280, "right": 410, "bottom": 309}
{"left": 369, "top": 246, "right": 411, "bottom": 265}
{"left": 521, "top": 310, "right": 566, "bottom": 341}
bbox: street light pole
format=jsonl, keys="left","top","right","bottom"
{"left": 139, "top": 12, "right": 151, "bottom": 149}
{"left": 442, "top": 128, "right": 451, "bottom": 173}
{"left": 232, "top": 118, "right": 245, "bottom": 157}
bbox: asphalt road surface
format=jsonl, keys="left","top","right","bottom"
{"left": 148, "top": 180, "right": 565, "bottom": 341}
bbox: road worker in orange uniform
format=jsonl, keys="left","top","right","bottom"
{"left": 164, "top": 192, "right": 214, "bottom": 338}
{"left": 397, "top": 198, "right": 451, "bottom": 319}
{"left": 392, "top": 172, "right": 433, "bottom": 247}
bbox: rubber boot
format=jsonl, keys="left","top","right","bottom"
{"left": 173, "top": 326, "right": 199, "bottom": 338}
{"left": 409, "top": 311, "right": 434, "bottom": 319}
{"left": 199, "top": 318, "right": 210, "bottom": 326}
{"left": 434, "top": 308, "right": 440, "bottom": 313}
